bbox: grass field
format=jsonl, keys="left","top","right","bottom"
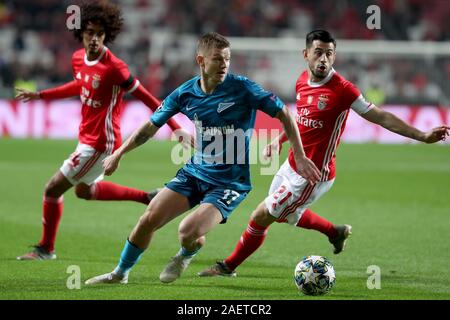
{"left": 0, "top": 138, "right": 449, "bottom": 300}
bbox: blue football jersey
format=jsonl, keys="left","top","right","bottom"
{"left": 151, "top": 73, "right": 284, "bottom": 191}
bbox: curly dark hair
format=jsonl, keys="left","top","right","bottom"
{"left": 73, "top": 0, "right": 124, "bottom": 45}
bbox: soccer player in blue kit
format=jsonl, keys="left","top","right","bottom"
{"left": 85, "top": 32, "right": 321, "bottom": 285}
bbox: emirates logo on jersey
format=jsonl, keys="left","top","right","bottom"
{"left": 317, "top": 94, "right": 329, "bottom": 110}
{"left": 296, "top": 108, "right": 324, "bottom": 129}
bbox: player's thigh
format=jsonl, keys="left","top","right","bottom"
{"left": 44, "top": 170, "right": 74, "bottom": 196}
{"left": 179, "top": 185, "right": 248, "bottom": 237}
{"left": 202, "top": 186, "right": 248, "bottom": 224}
{"left": 281, "top": 179, "right": 335, "bottom": 226}
{"left": 250, "top": 201, "right": 277, "bottom": 227}
{"left": 264, "top": 160, "right": 313, "bottom": 222}
{"left": 178, "top": 203, "right": 223, "bottom": 239}
{"left": 60, "top": 143, "right": 106, "bottom": 186}
{"left": 143, "top": 187, "right": 191, "bottom": 229}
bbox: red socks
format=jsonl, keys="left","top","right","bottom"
{"left": 91, "top": 181, "right": 149, "bottom": 204}
{"left": 224, "top": 220, "right": 268, "bottom": 271}
{"left": 37, "top": 182, "right": 148, "bottom": 252}
{"left": 39, "top": 196, "right": 64, "bottom": 252}
{"left": 223, "top": 210, "right": 337, "bottom": 271}
{"left": 296, "top": 209, "right": 337, "bottom": 239}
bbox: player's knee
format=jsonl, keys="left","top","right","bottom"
{"left": 178, "top": 223, "right": 200, "bottom": 244}
{"left": 250, "top": 202, "right": 274, "bottom": 227}
{"left": 44, "top": 181, "right": 62, "bottom": 198}
{"left": 74, "top": 185, "right": 92, "bottom": 200}
{"left": 137, "top": 211, "right": 161, "bottom": 233}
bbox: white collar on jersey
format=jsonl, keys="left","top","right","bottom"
{"left": 307, "top": 68, "right": 336, "bottom": 87}
{"left": 84, "top": 46, "right": 108, "bottom": 66}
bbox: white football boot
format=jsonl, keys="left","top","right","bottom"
{"left": 85, "top": 272, "right": 128, "bottom": 285}
{"left": 159, "top": 255, "right": 193, "bottom": 283}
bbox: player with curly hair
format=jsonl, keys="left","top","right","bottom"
{"left": 15, "top": 0, "right": 190, "bottom": 260}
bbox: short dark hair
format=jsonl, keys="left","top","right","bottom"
{"left": 197, "top": 32, "right": 230, "bottom": 54}
{"left": 73, "top": 0, "right": 124, "bottom": 45}
{"left": 306, "top": 30, "right": 336, "bottom": 49}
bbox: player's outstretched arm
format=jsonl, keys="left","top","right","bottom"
{"left": 15, "top": 80, "right": 80, "bottom": 102}
{"left": 275, "top": 106, "right": 321, "bottom": 184}
{"left": 15, "top": 88, "right": 40, "bottom": 102}
{"left": 103, "top": 120, "right": 159, "bottom": 176}
{"left": 361, "top": 105, "right": 450, "bottom": 143}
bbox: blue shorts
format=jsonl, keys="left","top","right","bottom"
{"left": 165, "top": 168, "right": 248, "bottom": 223}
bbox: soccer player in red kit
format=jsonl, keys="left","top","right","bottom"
{"left": 15, "top": 1, "right": 189, "bottom": 260}
{"left": 199, "top": 29, "right": 450, "bottom": 277}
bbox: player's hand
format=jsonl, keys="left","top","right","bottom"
{"left": 15, "top": 88, "right": 40, "bottom": 102}
{"left": 294, "top": 155, "right": 321, "bottom": 185}
{"left": 422, "top": 126, "right": 450, "bottom": 143}
{"left": 263, "top": 140, "right": 282, "bottom": 160}
{"left": 174, "top": 129, "right": 195, "bottom": 149}
{"left": 102, "top": 153, "right": 122, "bottom": 176}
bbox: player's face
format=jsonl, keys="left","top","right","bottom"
{"left": 82, "top": 22, "right": 106, "bottom": 57}
{"left": 199, "top": 47, "right": 231, "bottom": 84}
{"left": 304, "top": 40, "right": 336, "bottom": 81}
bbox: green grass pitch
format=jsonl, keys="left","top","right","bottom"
{"left": 0, "top": 138, "right": 449, "bottom": 300}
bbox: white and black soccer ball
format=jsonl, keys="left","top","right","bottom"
{"left": 294, "top": 255, "right": 336, "bottom": 296}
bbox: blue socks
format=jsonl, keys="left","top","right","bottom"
{"left": 113, "top": 239, "right": 144, "bottom": 277}
{"left": 179, "top": 246, "right": 200, "bottom": 258}
{"left": 112, "top": 241, "right": 201, "bottom": 277}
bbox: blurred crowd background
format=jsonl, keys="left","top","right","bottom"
{"left": 0, "top": 0, "right": 449, "bottom": 105}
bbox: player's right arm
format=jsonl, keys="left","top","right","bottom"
{"left": 15, "top": 80, "right": 80, "bottom": 102}
{"left": 113, "top": 59, "right": 193, "bottom": 148}
{"left": 103, "top": 120, "right": 159, "bottom": 176}
{"left": 263, "top": 131, "right": 288, "bottom": 159}
{"left": 103, "top": 89, "right": 182, "bottom": 176}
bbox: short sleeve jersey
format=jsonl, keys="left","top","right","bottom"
{"left": 151, "top": 74, "right": 284, "bottom": 191}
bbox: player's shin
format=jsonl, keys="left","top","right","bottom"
{"left": 224, "top": 219, "right": 269, "bottom": 271}
{"left": 113, "top": 239, "right": 145, "bottom": 277}
{"left": 39, "top": 195, "right": 64, "bottom": 252}
{"left": 91, "top": 181, "right": 149, "bottom": 204}
{"left": 296, "top": 208, "right": 337, "bottom": 238}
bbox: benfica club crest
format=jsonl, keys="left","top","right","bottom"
{"left": 92, "top": 74, "right": 101, "bottom": 89}
{"left": 317, "top": 94, "right": 329, "bottom": 110}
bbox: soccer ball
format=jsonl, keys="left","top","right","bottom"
{"left": 294, "top": 255, "right": 336, "bottom": 296}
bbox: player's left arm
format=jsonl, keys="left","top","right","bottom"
{"left": 361, "top": 105, "right": 449, "bottom": 143}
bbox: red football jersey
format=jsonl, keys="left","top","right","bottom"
{"left": 288, "top": 69, "right": 373, "bottom": 181}
{"left": 72, "top": 47, "right": 140, "bottom": 154}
